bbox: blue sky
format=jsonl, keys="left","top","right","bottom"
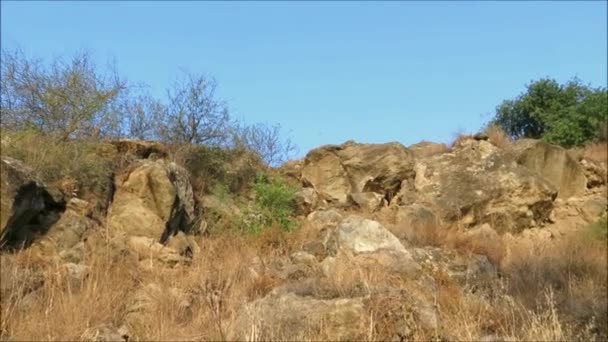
{"left": 2, "top": 1, "right": 606, "bottom": 157}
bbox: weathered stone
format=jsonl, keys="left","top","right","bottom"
{"left": 398, "top": 139, "right": 557, "bottom": 233}
{"left": 512, "top": 139, "right": 587, "bottom": 199}
{"left": 294, "top": 187, "right": 319, "bottom": 216}
{"left": 300, "top": 141, "right": 415, "bottom": 204}
{"left": 107, "top": 160, "right": 197, "bottom": 244}
{"left": 331, "top": 215, "right": 421, "bottom": 275}
{"left": 347, "top": 192, "right": 385, "bottom": 211}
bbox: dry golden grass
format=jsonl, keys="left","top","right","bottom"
{"left": 0, "top": 130, "right": 116, "bottom": 196}
{"left": 485, "top": 124, "right": 512, "bottom": 149}
{"left": 1, "top": 215, "right": 606, "bottom": 341}
{"left": 583, "top": 143, "right": 608, "bottom": 164}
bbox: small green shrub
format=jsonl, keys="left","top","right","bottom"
{"left": 240, "top": 172, "right": 297, "bottom": 233}
{"left": 586, "top": 215, "right": 608, "bottom": 241}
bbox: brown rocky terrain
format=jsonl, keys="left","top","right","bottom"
{"left": 0, "top": 136, "right": 606, "bottom": 341}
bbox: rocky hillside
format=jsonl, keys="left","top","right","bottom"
{"left": 1, "top": 136, "right": 606, "bottom": 341}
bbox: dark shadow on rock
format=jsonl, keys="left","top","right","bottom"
{"left": 0, "top": 182, "right": 66, "bottom": 252}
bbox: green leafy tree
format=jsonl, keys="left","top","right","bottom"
{"left": 492, "top": 77, "right": 607, "bottom": 147}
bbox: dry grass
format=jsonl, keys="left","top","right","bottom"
{"left": 583, "top": 143, "right": 608, "bottom": 164}
{"left": 485, "top": 124, "right": 512, "bottom": 149}
{"left": 1, "top": 211, "right": 606, "bottom": 341}
{"left": 0, "top": 130, "right": 116, "bottom": 196}
{"left": 501, "top": 234, "right": 608, "bottom": 339}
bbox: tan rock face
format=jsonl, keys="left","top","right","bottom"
{"left": 408, "top": 141, "right": 449, "bottom": 158}
{"left": 107, "top": 160, "right": 197, "bottom": 243}
{"left": 294, "top": 187, "right": 319, "bottom": 216}
{"left": 398, "top": 139, "right": 558, "bottom": 233}
{"left": 300, "top": 141, "right": 415, "bottom": 204}
{"left": 328, "top": 215, "right": 421, "bottom": 276}
{"left": 227, "top": 291, "right": 366, "bottom": 341}
{"left": 512, "top": 139, "right": 587, "bottom": 199}
{"left": 347, "top": 192, "right": 386, "bottom": 212}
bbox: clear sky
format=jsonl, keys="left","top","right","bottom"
{"left": 2, "top": 1, "right": 607, "bottom": 157}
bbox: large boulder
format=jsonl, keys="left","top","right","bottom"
{"left": 398, "top": 138, "right": 557, "bottom": 233}
{"left": 299, "top": 141, "right": 415, "bottom": 204}
{"left": 0, "top": 157, "right": 66, "bottom": 250}
{"left": 227, "top": 291, "right": 366, "bottom": 341}
{"left": 511, "top": 139, "right": 587, "bottom": 199}
{"left": 326, "top": 215, "right": 421, "bottom": 276}
{"left": 107, "top": 160, "right": 198, "bottom": 244}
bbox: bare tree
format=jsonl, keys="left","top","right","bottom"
{"left": 124, "top": 95, "right": 166, "bottom": 140}
{"left": 233, "top": 121, "right": 298, "bottom": 166}
{"left": 157, "top": 71, "right": 231, "bottom": 146}
{"left": 1, "top": 48, "right": 127, "bottom": 140}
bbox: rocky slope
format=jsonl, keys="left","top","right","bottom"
{"left": 1, "top": 137, "right": 606, "bottom": 341}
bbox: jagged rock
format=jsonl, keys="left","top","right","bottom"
{"left": 581, "top": 159, "right": 607, "bottom": 188}
{"left": 397, "top": 139, "right": 557, "bottom": 233}
{"left": 300, "top": 141, "right": 415, "bottom": 204}
{"left": 1, "top": 157, "right": 66, "bottom": 250}
{"left": 37, "top": 199, "right": 94, "bottom": 252}
{"left": 347, "top": 192, "right": 386, "bottom": 211}
{"left": 294, "top": 187, "right": 319, "bottom": 216}
{"left": 227, "top": 291, "right": 366, "bottom": 341}
{"left": 512, "top": 139, "right": 587, "bottom": 199}
{"left": 307, "top": 209, "right": 343, "bottom": 230}
{"left": 123, "top": 234, "right": 197, "bottom": 268}
{"left": 107, "top": 160, "right": 199, "bottom": 244}
{"left": 580, "top": 194, "right": 608, "bottom": 223}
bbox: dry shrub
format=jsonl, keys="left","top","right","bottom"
{"left": 485, "top": 124, "right": 512, "bottom": 149}
{"left": 169, "top": 143, "right": 265, "bottom": 195}
{"left": 0, "top": 243, "right": 138, "bottom": 341}
{"left": 0, "top": 130, "right": 116, "bottom": 196}
{"left": 583, "top": 143, "right": 608, "bottom": 163}
{"left": 502, "top": 235, "right": 608, "bottom": 339}
{"left": 450, "top": 133, "right": 474, "bottom": 148}
{"left": 443, "top": 227, "right": 506, "bottom": 267}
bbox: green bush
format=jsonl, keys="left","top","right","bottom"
{"left": 240, "top": 172, "right": 297, "bottom": 233}
{"left": 586, "top": 215, "right": 608, "bottom": 241}
{"left": 491, "top": 77, "right": 607, "bottom": 148}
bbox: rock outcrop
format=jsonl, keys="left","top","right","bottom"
{"left": 298, "top": 141, "right": 415, "bottom": 205}
{"left": 511, "top": 139, "right": 587, "bottom": 199}
{"left": 107, "top": 159, "right": 199, "bottom": 244}
{"left": 396, "top": 138, "right": 558, "bottom": 232}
